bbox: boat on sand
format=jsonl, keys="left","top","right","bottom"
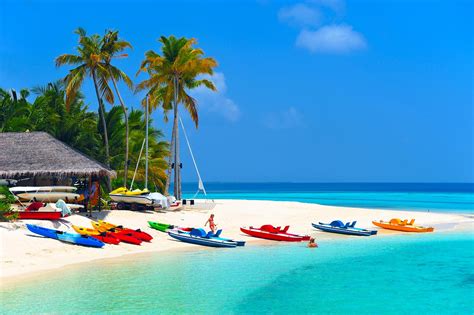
{"left": 95, "top": 220, "right": 153, "bottom": 242}
{"left": 312, "top": 220, "right": 377, "bottom": 236}
{"left": 168, "top": 228, "right": 239, "bottom": 248}
{"left": 240, "top": 225, "right": 310, "bottom": 242}
{"left": 72, "top": 225, "right": 121, "bottom": 245}
{"left": 26, "top": 224, "right": 104, "bottom": 248}
{"left": 148, "top": 221, "right": 192, "bottom": 233}
{"left": 90, "top": 221, "right": 142, "bottom": 245}
{"left": 372, "top": 218, "right": 434, "bottom": 232}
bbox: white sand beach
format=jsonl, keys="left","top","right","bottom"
{"left": 1, "top": 199, "right": 472, "bottom": 283}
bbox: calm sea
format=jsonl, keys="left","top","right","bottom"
{"left": 1, "top": 233, "right": 473, "bottom": 314}
{"left": 182, "top": 182, "right": 474, "bottom": 213}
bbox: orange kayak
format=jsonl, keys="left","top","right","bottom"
{"left": 372, "top": 218, "right": 434, "bottom": 233}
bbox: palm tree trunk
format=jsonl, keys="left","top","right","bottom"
{"left": 172, "top": 101, "right": 180, "bottom": 199}
{"left": 164, "top": 129, "right": 175, "bottom": 195}
{"left": 110, "top": 74, "right": 129, "bottom": 187}
{"left": 92, "top": 70, "right": 112, "bottom": 191}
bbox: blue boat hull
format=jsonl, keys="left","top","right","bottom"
{"left": 312, "top": 223, "right": 377, "bottom": 236}
{"left": 168, "top": 231, "right": 237, "bottom": 248}
{"left": 26, "top": 224, "right": 105, "bottom": 248}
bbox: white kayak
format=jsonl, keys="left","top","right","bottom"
{"left": 17, "top": 192, "right": 80, "bottom": 202}
{"left": 10, "top": 186, "right": 77, "bottom": 194}
{"left": 109, "top": 193, "right": 153, "bottom": 205}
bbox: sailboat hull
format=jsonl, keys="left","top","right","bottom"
{"left": 109, "top": 194, "right": 153, "bottom": 205}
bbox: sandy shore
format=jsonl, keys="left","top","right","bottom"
{"left": 1, "top": 199, "right": 472, "bottom": 283}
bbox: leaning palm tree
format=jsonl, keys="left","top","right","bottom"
{"left": 136, "top": 35, "right": 217, "bottom": 199}
{"left": 55, "top": 28, "right": 115, "bottom": 168}
{"left": 102, "top": 30, "right": 134, "bottom": 186}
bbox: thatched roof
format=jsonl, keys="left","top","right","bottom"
{"left": 0, "top": 132, "right": 116, "bottom": 179}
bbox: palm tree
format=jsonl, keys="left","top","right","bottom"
{"left": 136, "top": 36, "right": 217, "bottom": 199}
{"left": 55, "top": 28, "right": 115, "bottom": 169}
{"left": 0, "top": 88, "right": 31, "bottom": 132}
{"left": 30, "top": 81, "right": 103, "bottom": 160}
{"left": 102, "top": 30, "right": 134, "bottom": 186}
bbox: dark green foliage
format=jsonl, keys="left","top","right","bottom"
{"left": 0, "top": 186, "right": 16, "bottom": 222}
{"left": 0, "top": 82, "right": 169, "bottom": 192}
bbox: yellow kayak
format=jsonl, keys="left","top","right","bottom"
{"left": 72, "top": 224, "right": 120, "bottom": 244}
{"left": 372, "top": 218, "right": 434, "bottom": 233}
{"left": 72, "top": 224, "right": 101, "bottom": 236}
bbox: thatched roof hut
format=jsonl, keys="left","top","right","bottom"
{"left": 0, "top": 132, "right": 115, "bottom": 179}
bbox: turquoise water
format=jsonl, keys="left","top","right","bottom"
{"left": 181, "top": 183, "right": 474, "bottom": 213}
{"left": 2, "top": 233, "right": 473, "bottom": 314}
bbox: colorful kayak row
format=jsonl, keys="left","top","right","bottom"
{"left": 26, "top": 220, "right": 153, "bottom": 248}
{"left": 147, "top": 216, "right": 435, "bottom": 249}
{"left": 26, "top": 216, "right": 435, "bottom": 249}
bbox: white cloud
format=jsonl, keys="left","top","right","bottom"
{"left": 296, "top": 24, "right": 367, "bottom": 53}
{"left": 263, "top": 107, "right": 305, "bottom": 129}
{"left": 309, "top": 0, "right": 346, "bottom": 13}
{"left": 278, "top": 3, "right": 322, "bottom": 27}
{"left": 191, "top": 72, "right": 240, "bottom": 122}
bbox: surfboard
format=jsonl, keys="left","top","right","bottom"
{"left": 10, "top": 186, "right": 77, "bottom": 194}
{"left": 17, "top": 192, "right": 80, "bottom": 202}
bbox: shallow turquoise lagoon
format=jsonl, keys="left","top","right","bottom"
{"left": 1, "top": 233, "right": 473, "bottom": 314}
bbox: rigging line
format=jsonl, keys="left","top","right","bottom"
{"left": 179, "top": 116, "right": 207, "bottom": 196}
{"left": 130, "top": 137, "right": 146, "bottom": 190}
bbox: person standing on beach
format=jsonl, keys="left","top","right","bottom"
{"left": 205, "top": 214, "right": 217, "bottom": 233}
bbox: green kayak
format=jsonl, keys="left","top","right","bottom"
{"left": 148, "top": 221, "right": 171, "bottom": 232}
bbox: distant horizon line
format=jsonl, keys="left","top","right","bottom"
{"left": 178, "top": 182, "right": 474, "bottom": 185}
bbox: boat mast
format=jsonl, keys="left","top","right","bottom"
{"left": 145, "top": 94, "right": 149, "bottom": 190}
{"left": 179, "top": 117, "right": 207, "bottom": 197}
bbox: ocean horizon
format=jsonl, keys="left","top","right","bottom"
{"left": 180, "top": 182, "right": 474, "bottom": 213}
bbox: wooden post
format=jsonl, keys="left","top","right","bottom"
{"left": 88, "top": 175, "right": 92, "bottom": 218}
{"left": 98, "top": 177, "right": 102, "bottom": 212}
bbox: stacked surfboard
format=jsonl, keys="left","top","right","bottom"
{"left": 9, "top": 186, "right": 83, "bottom": 220}
{"left": 10, "top": 186, "right": 80, "bottom": 203}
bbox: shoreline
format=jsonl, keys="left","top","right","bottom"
{"left": 1, "top": 199, "right": 473, "bottom": 286}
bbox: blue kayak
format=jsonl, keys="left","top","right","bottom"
{"left": 312, "top": 220, "right": 377, "bottom": 236}
{"left": 26, "top": 224, "right": 105, "bottom": 248}
{"left": 206, "top": 229, "right": 246, "bottom": 246}
{"left": 168, "top": 228, "right": 239, "bottom": 248}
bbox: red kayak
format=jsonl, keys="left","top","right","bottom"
{"left": 109, "top": 231, "right": 142, "bottom": 245}
{"left": 7, "top": 211, "right": 61, "bottom": 220}
{"left": 240, "top": 225, "right": 310, "bottom": 242}
{"left": 113, "top": 228, "right": 152, "bottom": 242}
{"left": 90, "top": 233, "right": 121, "bottom": 245}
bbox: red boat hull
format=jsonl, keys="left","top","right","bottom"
{"left": 240, "top": 227, "right": 310, "bottom": 242}
{"left": 90, "top": 233, "right": 121, "bottom": 245}
{"left": 110, "top": 231, "right": 142, "bottom": 245}
{"left": 119, "top": 228, "right": 153, "bottom": 242}
{"left": 14, "top": 211, "right": 62, "bottom": 220}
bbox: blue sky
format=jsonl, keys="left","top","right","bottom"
{"left": 1, "top": 0, "right": 473, "bottom": 183}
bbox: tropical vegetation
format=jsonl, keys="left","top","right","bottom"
{"left": 0, "top": 186, "right": 17, "bottom": 222}
{"left": 0, "top": 83, "right": 169, "bottom": 192}
{"left": 136, "top": 36, "right": 217, "bottom": 199}
{"left": 1, "top": 28, "right": 218, "bottom": 197}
